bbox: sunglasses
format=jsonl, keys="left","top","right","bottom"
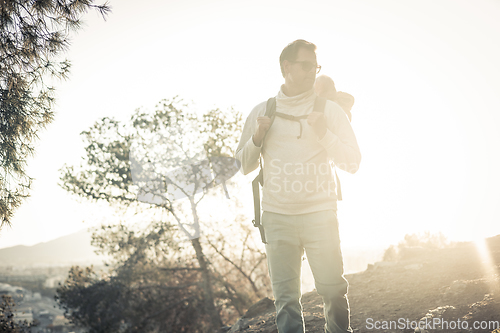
{"left": 292, "top": 61, "right": 321, "bottom": 74}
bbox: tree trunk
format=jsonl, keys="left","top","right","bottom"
{"left": 189, "top": 197, "right": 222, "bottom": 331}
{"left": 191, "top": 237, "right": 223, "bottom": 331}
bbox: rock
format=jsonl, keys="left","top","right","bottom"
{"left": 304, "top": 314, "right": 316, "bottom": 322}
{"left": 399, "top": 246, "right": 432, "bottom": 261}
{"left": 404, "top": 263, "right": 423, "bottom": 270}
{"left": 242, "top": 297, "right": 275, "bottom": 319}
{"left": 228, "top": 297, "right": 275, "bottom": 333}
{"left": 374, "top": 261, "right": 397, "bottom": 269}
{"left": 228, "top": 319, "right": 247, "bottom": 333}
{"left": 445, "top": 280, "right": 467, "bottom": 296}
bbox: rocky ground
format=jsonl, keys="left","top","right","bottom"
{"left": 223, "top": 235, "right": 500, "bottom": 333}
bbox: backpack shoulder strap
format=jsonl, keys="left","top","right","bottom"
{"left": 315, "top": 96, "right": 343, "bottom": 201}
{"left": 259, "top": 97, "right": 277, "bottom": 146}
{"left": 313, "top": 96, "right": 327, "bottom": 113}
{"left": 265, "top": 97, "right": 277, "bottom": 118}
{"left": 251, "top": 97, "right": 276, "bottom": 244}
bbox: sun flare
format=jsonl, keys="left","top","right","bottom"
{"left": 473, "top": 237, "right": 498, "bottom": 292}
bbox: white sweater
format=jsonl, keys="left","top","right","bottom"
{"left": 235, "top": 87, "right": 361, "bottom": 215}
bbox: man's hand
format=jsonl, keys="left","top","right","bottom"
{"left": 307, "top": 112, "right": 327, "bottom": 139}
{"left": 252, "top": 116, "right": 272, "bottom": 147}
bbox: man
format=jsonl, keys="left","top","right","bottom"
{"left": 235, "top": 39, "right": 361, "bottom": 333}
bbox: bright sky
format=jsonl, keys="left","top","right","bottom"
{"left": 1, "top": 0, "right": 500, "bottom": 251}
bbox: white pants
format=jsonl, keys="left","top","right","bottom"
{"left": 263, "top": 210, "right": 352, "bottom": 333}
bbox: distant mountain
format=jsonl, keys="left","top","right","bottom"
{"left": 0, "top": 229, "right": 383, "bottom": 270}
{"left": 0, "top": 229, "right": 105, "bottom": 266}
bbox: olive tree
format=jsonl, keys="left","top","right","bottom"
{"left": 58, "top": 97, "right": 271, "bottom": 332}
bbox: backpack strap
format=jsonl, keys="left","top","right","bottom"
{"left": 273, "top": 112, "right": 307, "bottom": 139}
{"left": 252, "top": 175, "right": 266, "bottom": 243}
{"left": 313, "top": 96, "right": 327, "bottom": 113}
{"left": 273, "top": 96, "right": 328, "bottom": 139}
{"left": 265, "top": 97, "right": 276, "bottom": 118}
{"left": 313, "top": 96, "right": 342, "bottom": 200}
{"left": 252, "top": 97, "right": 277, "bottom": 244}
{"left": 257, "top": 97, "right": 277, "bottom": 185}
{"left": 335, "top": 168, "right": 342, "bottom": 201}
{"left": 316, "top": 97, "right": 342, "bottom": 201}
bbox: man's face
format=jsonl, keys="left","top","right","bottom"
{"left": 285, "top": 47, "right": 318, "bottom": 94}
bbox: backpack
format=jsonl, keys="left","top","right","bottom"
{"left": 252, "top": 96, "right": 342, "bottom": 243}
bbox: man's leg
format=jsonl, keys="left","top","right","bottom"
{"left": 263, "top": 211, "right": 304, "bottom": 333}
{"left": 302, "top": 210, "right": 352, "bottom": 333}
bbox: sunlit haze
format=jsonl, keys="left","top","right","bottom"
{"left": 1, "top": 0, "right": 500, "bottom": 253}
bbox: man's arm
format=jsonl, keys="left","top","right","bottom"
{"left": 234, "top": 102, "right": 268, "bottom": 175}
{"left": 311, "top": 101, "right": 361, "bottom": 174}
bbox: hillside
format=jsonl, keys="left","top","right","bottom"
{"left": 226, "top": 235, "right": 500, "bottom": 333}
{"left": 0, "top": 229, "right": 104, "bottom": 266}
